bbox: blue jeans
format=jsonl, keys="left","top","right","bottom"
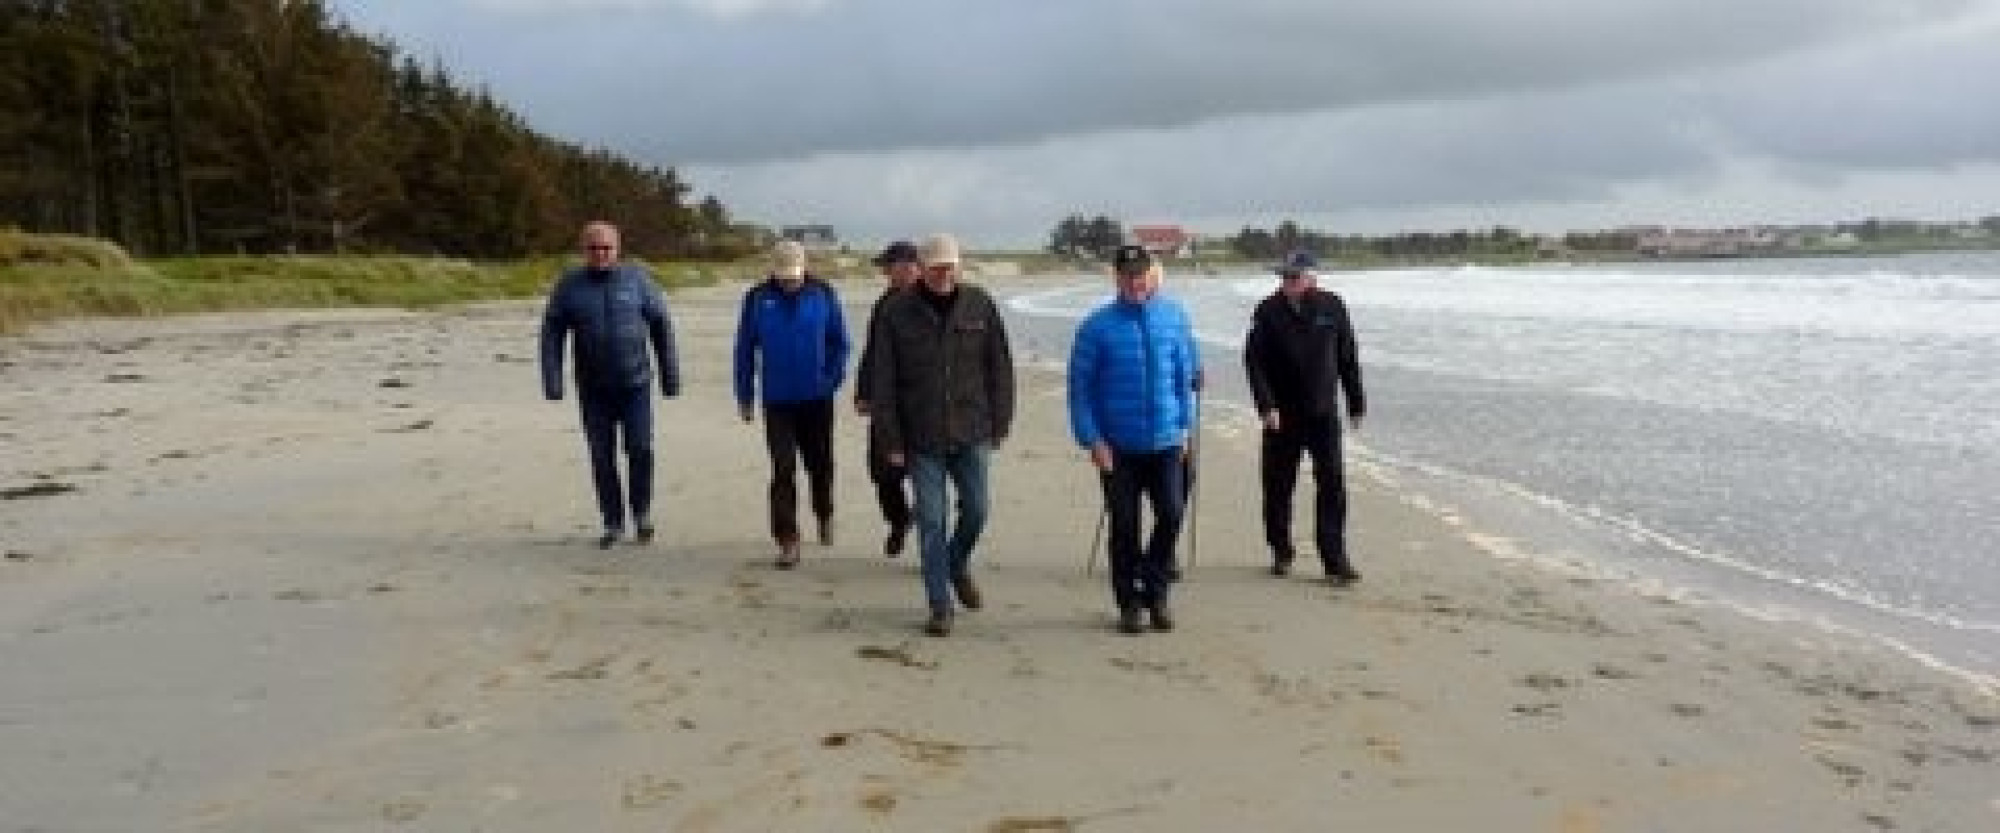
{"left": 577, "top": 385, "right": 654, "bottom": 532}
{"left": 1100, "top": 447, "right": 1187, "bottom": 609}
{"left": 908, "top": 444, "right": 992, "bottom": 611}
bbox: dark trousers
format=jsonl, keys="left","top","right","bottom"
{"left": 1261, "top": 413, "right": 1351, "bottom": 574}
{"left": 1100, "top": 447, "right": 1187, "bottom": 609}
{"left": 577, "top": 385, "right": 654, "bottom": 532}
{"left": 763, "top": 398, "right": 835, "bottom": 543}
{"left": 866, "top": 426, "right": 911, "bottom": 532}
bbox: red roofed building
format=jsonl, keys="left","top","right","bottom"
{"left": 1129, "top": 225, "right": 1192, "bottom": 259}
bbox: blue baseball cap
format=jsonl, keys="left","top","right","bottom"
{"left": 1274, "top": 249, "right": 1318, "bottom": 276}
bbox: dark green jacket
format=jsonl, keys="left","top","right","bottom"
{"left": 867, "top": 283, "right": 1015, "bottom": 455}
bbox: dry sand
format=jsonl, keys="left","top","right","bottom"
{"left": 2, "top": 281, "right": 1996, "bottom": 832}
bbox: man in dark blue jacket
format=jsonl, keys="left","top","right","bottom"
{"left": 539, "top": 221, "right": 681, "bottom": 549}
{"left": 1244, "top": 250, "right": 1367, "bottom": 585}
{"left": 734, "top": 240, "right": 852, "bottom": 568}
{"left": 1068, "top": 244, "right": 1200, "bottom": 634}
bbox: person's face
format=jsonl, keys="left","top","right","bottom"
{"left": 1278, "top": 270, "right": 1314, "bottom": 299}
{"left": 1114, "top": 266, "right": 1158, "bottom": 303}
{"left": 886, "top": 260, "right": 921, "bottom": 288}
{"left": 921, "top": 262, "right": 957, "bottom": 293}
{"left": 582, "top": 229, "right": 619, "bottom": 268}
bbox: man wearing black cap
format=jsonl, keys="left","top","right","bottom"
{"left": 1243, "top": 249, "right": 1367, "bottom": 585}
{"left": 855, "top": 240, "right": 922, "bottom": 555}
{"left": 1068, "top": 244, "right": 1200, "bottom": 633}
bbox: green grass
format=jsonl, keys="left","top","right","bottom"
{"left": 0, "top": 231, "right": 719, "bottom": 335}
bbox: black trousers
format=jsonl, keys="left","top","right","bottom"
{"left": 1260, "top": 413, "right": 1352, "bottom": 575}
{"left": 866, "top": 423, "right": 911, "bottom": 532}
{"left": 763, "top": 398, "right": 835, "bottom": 543}
{"left": 1100, "top": 447, "right": 1188, "bottom": 609}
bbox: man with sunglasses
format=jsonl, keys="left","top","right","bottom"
{"left": 540, "top": 221, "right": 681, "bottom": 549}
{"left": 1243, "top": 249, "right": 1367, "bottom": 585}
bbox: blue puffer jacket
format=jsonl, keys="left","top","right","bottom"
{"left": 1067, "top": 294, "right": 1199, "bottom": 452}
{"left": 734, "top": 276, "right": 851, "bottom": 406}
{"left": 539, "top": 264, "right": 679, "bottom": 398}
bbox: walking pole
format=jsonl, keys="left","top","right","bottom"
{"left": 1086, "top": 504, "right": 1107, "bottom": 576}
{"left": 1186, "top": 385, "right": 1202, "bottom": 571}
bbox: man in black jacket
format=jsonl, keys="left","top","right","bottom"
{"left": 868, "top": 233, "right": 1016, "bottom": 637}
{"left": 539, "top": 221, "right": 681, "bottom": 549}
{"left": 853, "top": 240, "right": 922, "bottom": 557}
{"left": 1243, "top": 250, "right": 1366, "bottom": 584}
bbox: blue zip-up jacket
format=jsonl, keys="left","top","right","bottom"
{"left": 539, "top": 264, "right": 679, "bottom": 399}
{"left": 1067, "top": 293, "right": 1199, "bottom": 452}
{"left": 734, "top": 276, "right": 851, "bottom": 407}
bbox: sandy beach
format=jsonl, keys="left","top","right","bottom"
{"left": 3, "top": 280, "right": 1995, "bottom": 832}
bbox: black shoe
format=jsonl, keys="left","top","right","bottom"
{"left": 1117, "top": 607, "right": 1145, "bottom": 635}
{"left": 818, "top": 517, "right": 834, "bottom": 546}
{"left": 597, "top": 530, "right": 619, "bottom": 550}
{"left": 775, "top": 540, "right": 800, "bottom": 570}
{"left": 924, "top": 610, "right": 953, "bottom": 637}
{"left": 1148, "top": 603, "right": 1175, "bottom": 632}
{"left": 951, "top": 573, "right": 983, "bottom": 610}
{"left": 884, "top": 523, "right": 908, "bottom": 557}
{"left": 1166, "top": 564, "right": 1183, "bottom": 583}
{"left": 1329, "top": 569, "right": 1361, "bottom": 587}
{"left": 635, "top": 524, "right": 655, "bottom": 544}
{"left": 1269, "top": 558, "right": 1292, "bottom": 577}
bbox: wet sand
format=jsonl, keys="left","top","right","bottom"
{"left": 2, "top": 283, "right": 1995, "bottom": 831}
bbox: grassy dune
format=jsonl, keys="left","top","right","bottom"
{"left": 0, "top": 230, "right": 718, "bottom": 335}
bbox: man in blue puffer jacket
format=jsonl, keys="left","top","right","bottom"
{"left": 734, "top": 240, "right": 852, "bottom": 568}
{"left": 540, "top": 221, "right": 681, "bottom": 550}
{"left": 1067, "top": 244, "right": 1200, "bottom": 635}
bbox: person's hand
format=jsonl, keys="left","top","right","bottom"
{"left": 739, "top": 405, "right": 754, "bottom": 423}
{"left": 887, "top": 450, "right": 904, "bottom": 467}
{"left": 1089, "top": 442, "right": 1114, "bottom": 472}
{"left": 855, "top": 399, "right": 871, "bottom": 416}
{"left": 1261, "top": 410, "right": 1282, "bottom": 431}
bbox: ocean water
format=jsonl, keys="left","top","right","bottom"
{"left": 1005, "top": 251, "right": 2000, "bottom": 681}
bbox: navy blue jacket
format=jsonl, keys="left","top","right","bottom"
{"left": 539, "top": 264, "right": 680, "bottom": 399}
{"left": 1067, "top": 294, "right": 1200, "bottom": 453}
{"left": 733, "top": 276, "right": 851, "bottom": 407}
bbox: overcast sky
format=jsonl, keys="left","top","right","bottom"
{"left": 328, "top": 0, "right": 2000, "bottom": 247}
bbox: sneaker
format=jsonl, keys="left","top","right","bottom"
{"left": 597, "top": 530, "right": 620, "bottom": 550}
{"left": 923, "top": 610, "right": 953, "bottom": 637}
{"left": 883, "top": 523, "right": 909, "bottom": 557}
{"left": 818, "top": 516, "right": 834, "bottom": 546}
{"left": 1117, "top": 607, "right": 1145, "bottom": 635}
{"left": 1148, "top": 602, "right": 1175, "bottom": 632}
{"left": 635, "top": 523, "right": 655, "bottom": 544}
{"left": 950, "top": 573, "right": 983, "bottom": 611}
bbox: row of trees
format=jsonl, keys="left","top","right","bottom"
{"left": 1045, "top": 214, "right": 1128, "bottom": 260}
{"left": 0, "top": 0, "right": 747, "bottom": 259}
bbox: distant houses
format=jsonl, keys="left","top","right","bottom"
{"left": 779, "top": 225, "right": 840, "bottom": 251}
{"left": 1129, "top": 224, "right": 1193, "bottom": 259}
{"left": 1630, "top": 226, "right": 1781, "bottom": 258}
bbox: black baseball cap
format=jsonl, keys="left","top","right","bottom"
{"left": 1111, "top": 244, "right": 1154, "bottom": 275}
{"left": 872, "top": 240, "right": 920, "bottom": 267}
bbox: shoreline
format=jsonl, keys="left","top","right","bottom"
{"left": 3, "top": 283, "right": 1996, "bottom": 830}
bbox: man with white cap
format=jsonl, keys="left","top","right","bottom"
{"left": 733, "top": 239, "right": 851, "bottom": 569}
{"left": 1243, "top": 249, "right": 1367, "bottom": 585}
{"left": 867, "top": 233, "right": 1016, "bottom": 636}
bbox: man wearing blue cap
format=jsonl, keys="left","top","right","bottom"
{"left": 855, "top": 240, "right": 922, "bottom": 556}
{"left": 1243, "top": 249, "right": 1367, "bottom": 585}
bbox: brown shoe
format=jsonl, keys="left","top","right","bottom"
{"left": 950, "top": 573, "right": 983, "bottom": 610}
{"left": 1148, "top": 602, "right": 1175, "bottom": 632}
{"left": 923, "top": 610, "right": 953, "bottom": 637}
